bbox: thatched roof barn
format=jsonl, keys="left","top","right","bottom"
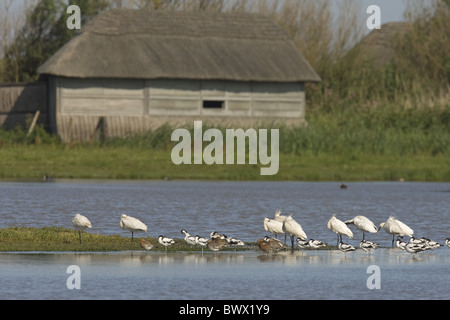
{"left": 348, "top": 22, "right": 412, "bottom": 68}
{"left": 38, "top": 9, "right": 320, "bottom": 142}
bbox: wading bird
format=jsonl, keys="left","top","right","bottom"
{"left": 257, "top": 238, "right": 285, "bottom": 254}
{"left": 158, "top": 235, "right": 175, "bottom": 251}
{"left": 445, "top": 238, "right": 450, "bottom": 248}
{"left": 409, "top": 237, "right": 427, "bottom": 245}
{"left": 207, "top": 240, "right": 221, "bottom": 251}
{"left": 410, "top": 237, "right": 441, "bottom": 250}
{"left": 396, "top": 238, "right": 407, "bottom": 251}
{"left": 274, "top": 209, "right": 289, "bottom": 243}
{"left": 226, "top": 236, "right": 245, "bottom": 246}
{"left": 425, "top": 239, "right": 441, "bottom": 250}
{"left": 72, "top": 214, "right": 92, "bottom": 244}
{"left": 345, "top": 215, "right": 378, "bottom": 241}
{"left": 307, "top": 239, "right": 327, "bottom": 249}
{"left": 282, "top": 215, "right": 307, "bottom": 251}
{"left": 263, "top": 218, "right": 284, "bottom": 239}
{"left": 181, "top": 229, "right": 196, "bottom": 246}
{"left": 339, "top": 241, "right": 356, "bottom": 255}
{"left": 263, "top": 236, "right": 287, "bottom": 251}
{"left": 379, "top": 216, "right": 413, "bottom": 247}
{"left": 274, "top": 209, "right": 288, "bottom": 223}
{"left": 207, "top": 237, "right": 228, "bottom": 251}
{"left": 120, "top": 214, "right": 148, "bottom": 246}
{"left": 297, "top": 239, "right": 309, "bottom": 249}
{"left": 140, "top": 238, "right": 154, "bottom": 251}
{"left": 327, "top": 215, "right": 353, "bottom": 246}
{"left": 359, "top": 240, "right": 379, "bottom": 254}
{"left": 195, "top": 235, "right": 208, "bottom": 252}
{"left": 405, "top": 242, "right": 428, "bottom": 254}
{"left": 210, "top": 231, "right": 227, "bottom": 240}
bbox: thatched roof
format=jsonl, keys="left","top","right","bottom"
{"left": 37, "top": 9, "right": 320, "bottom": 82}
{"left": 350, "top": 22, "right": 412, "bottom": 67}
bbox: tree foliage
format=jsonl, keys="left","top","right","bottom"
{"left": 2, "top": 0, "right": 108, "bottom": 82}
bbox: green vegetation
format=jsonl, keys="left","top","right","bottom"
{"left": 0, "top": 104, "right": 448, "bottom": 182}
{"left": 1, "top": 0, "right": 108, "bottom": 82}
{"left": 0, "top": 1, "right": 448, "bottom": 181}
{"left": 0, "top": 226, "right": 253, "bottom": 252}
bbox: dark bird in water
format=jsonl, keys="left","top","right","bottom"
{"left": 257, "top": 238, "right": 286, "bottom": 254}
{"left": 339, "top": 184, "right": 348, "bottom": 189}
{"left": 140, "top": 238, "right": 154, "bottom": 251}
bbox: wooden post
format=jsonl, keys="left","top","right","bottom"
{"left": 27, "top": 110, "right": 40, "bottom": 137}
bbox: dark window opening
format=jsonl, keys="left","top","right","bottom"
{"left": 203, "top": 100, "right": 224, "bottom": 109}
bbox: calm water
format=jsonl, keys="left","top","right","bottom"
{"left": 0, "top": 180, "right": 449, "bottom": 300}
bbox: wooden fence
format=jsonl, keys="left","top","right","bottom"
{"left": 0, "top": 82, "right": 47, "bottom": 129}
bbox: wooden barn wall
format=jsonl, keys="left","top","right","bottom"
{"left": 55, "top": 77, "right": 305, "bottom": 142}
{"left": 0, "top": 82, "right": 47, "bottom": 129}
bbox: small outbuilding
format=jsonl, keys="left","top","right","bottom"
{"left": 38, "top": 9, "right": 320, "bottom": 142}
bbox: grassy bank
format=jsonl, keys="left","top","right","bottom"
{"left": 0, "top": 104, "right": 448, "bottom": 182}
{"left": 0, "top": 226, "right": 254, "bottom": 252}
{"left": 0, "top": 145, "right": 448, "bottom": 181}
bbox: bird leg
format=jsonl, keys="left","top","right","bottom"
{"left": 78, "top": 230, "right": 82, "bottom": 245}
{"left": 290, "top": 235, "right": 295, "bottom": 252}
{"left": 131, "top": 232, "right": 134, "bottom": 247}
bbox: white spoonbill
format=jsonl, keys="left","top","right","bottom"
{"left": 327, "top": 215, "right": 353, "bottom": 246}
{"left": 158, "top": 235, "right": 175, "bottom": 251}
{"left": 72, "top": 214, "right": 92, "bottom": 244}
{"left": 274, "top": 209, "right": 289, "bottom": 243}
{"left": 282, "top": 214, "right": 307, "bottom": 251}
{"left": 274, "top": 209, "right": 288, "bottom": 222}
{"left": 120, "top": 214, "right": 148, "bottom": 246}
{"left": 379, "top": 216, "right": 413, "bottom": 247}
{"left": 263, "top": 218, "right": 284, "bottom": 239}
{"left": 344, "top": 215, "right": 378, "bottom": 241}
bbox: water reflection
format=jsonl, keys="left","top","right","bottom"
{"left": 0, "top": 180, "right": 449, "bottom": 300}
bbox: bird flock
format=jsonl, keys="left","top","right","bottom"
{"left": 72, "top": 211, "right": 450, "bottom": 255}
{"left": 259, "top": 210, "right": 449, "bottom": 255}
{"left": 71, "top": 213, "right": 245, "bottom": 252}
